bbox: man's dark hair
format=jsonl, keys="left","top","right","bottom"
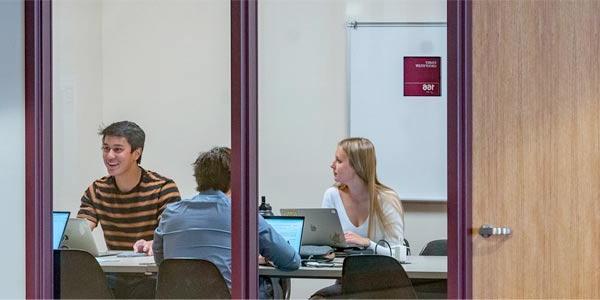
{"left": 99, "top": 121, "right": 145, "bottom": 164}
{"left": 193, "top": 147, "right": 231, "bottom": 193}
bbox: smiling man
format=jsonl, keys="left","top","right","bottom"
{"left": 77, "top": 120, "right": 181, "bottom": 298}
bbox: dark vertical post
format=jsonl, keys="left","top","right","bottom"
{"left": 447, "top": 0, "right": 472, "bottom": 299}
{"left": 24, "top": 0, "right": 53, "bottom": 298}
{"left": 231, "top": 0, "right": 259, "bottom": 298}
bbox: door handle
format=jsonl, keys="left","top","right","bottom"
{"left": 479, "top": 224, "right": 512, "bottom": 238}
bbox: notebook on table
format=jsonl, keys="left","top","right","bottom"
{"left": 53, "top": 211, "right": 70, "bottom": 250}
{"left": 262, "top": 216, "right": 304, "bottom": 254}
{"left": 62, "top": 218, "right": 121, "bottom": 257}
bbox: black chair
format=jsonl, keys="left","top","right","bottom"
{"left": 156, "top": 258, "right": 230, "bottom": 299}
{"left": 419, "top": 239, "right": 447, "bottom": 256}
{"left": 403, "top": 238, "right": 412, "bottom": 255}
{"left": 413, "top": 239, "right": 447, "bottom": 299}
{"left": 53, "top": 249, "right": 114, "bottom": 299}
{"left": 341, "top": 255, "right": 417, "bottom": 299}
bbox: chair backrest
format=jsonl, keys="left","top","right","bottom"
{"left": 156, "top": 259, "right": 231, "bottom": 299}
{"left": 420, "top": 239, "right": 447, "bottom": 256}
{"left": 53, "top": 249, "right": 114, "bottom": 299}
{"left": 403, "top": 238, "right": 411, "bottom": 256}
{"left": 414, "top": 240, "right": 448, "bottom": 299}
{"left": 341, "top": 255, "right": 417, "bottom": 299}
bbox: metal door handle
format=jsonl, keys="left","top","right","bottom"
{"left": 479, "top": 224, "right": 512, "bottom": 238}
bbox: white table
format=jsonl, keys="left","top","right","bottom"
{"left": 97, "top": 255, "right": 447, "bottom": 280}
{"left": 260, "top": 256, "right": 446, "bottom": 279}
{"left": 97, "top": 255, "right": 157, "bottom": 273}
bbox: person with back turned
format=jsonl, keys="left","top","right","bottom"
{"left": 153, "top": 146, "right": 300, "bottom": 298}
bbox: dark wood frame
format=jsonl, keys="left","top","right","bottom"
{"left": 231, "top": 0, "right": 259, "bottom": 298}
{"left": 25, "top": 0, "right": 54, "bottom": 298}
{"left": 447, "top": 0, "right": 472, "bottom": 298}
{"left": 24, "top": 0, "right": 471, "bottom": 298}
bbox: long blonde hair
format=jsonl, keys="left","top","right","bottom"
{"left": 337, "top": 137, "right": 404, "bottom": 239}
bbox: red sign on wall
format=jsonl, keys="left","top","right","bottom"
{"left": 404, "top": 57, "right": 441, "bottom": 96}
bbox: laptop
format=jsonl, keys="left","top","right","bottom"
{"left": 62, "top": 218, "right": 121, "bottom": 257}
{"left": 53, "top": 211, "right": 70, "bottom": 250}
{"left": 262, "top": 216, "right": 304, "bottom": 254}
{"left": 280, "top": 208, "right": 351, "bottom": 248}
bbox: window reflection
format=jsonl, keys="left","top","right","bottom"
{"left": 258, "top": 0, "right": 447, "bottom": 298}
{"left": 52, "top": 0, "right": 231, "bottom": 298}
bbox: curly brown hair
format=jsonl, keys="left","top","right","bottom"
{"left": 193, "top": 147, "right": 231, "bottom": 193}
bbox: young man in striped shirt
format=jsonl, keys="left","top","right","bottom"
{"left": 77, "top": 120, "right": 181, "bottom": 298}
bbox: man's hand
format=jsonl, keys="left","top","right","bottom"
{"left": 133, "top": 239, "right": 153, "bottom": 256}
{"left": 258, "top": 255, "right": 267, "bottom": 265}
{"left": 258, "top": 255, "right": 274, "bottom": 267}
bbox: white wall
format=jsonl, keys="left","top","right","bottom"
{"left": 101, "top": 0, "right": 231, "bottom": 198}
{"left": 258, "top": 1, "right": 446, "bottom": 297}
{"left": 53, "top": 0, "right": 105, "bottom": 218}
{"left": 0, "top": 0, "right": 25, "bottom": 297}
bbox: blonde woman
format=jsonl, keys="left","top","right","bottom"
{"left": 323, "top": 137, "right": 405, "bottom": 252}
{"left": 311, "top": 137, "right": 406, "bottom": 299}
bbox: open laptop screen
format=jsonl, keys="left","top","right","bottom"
{"left": 263, "top": 216, "right": 304, "bottom": 254}
{"left": 280, "top": 208, "right": 349, "bottom": 248}
{"left": 52, "top": 211, "right": 70, "bottom": 250}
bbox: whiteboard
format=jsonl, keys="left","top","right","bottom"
{"left": 348, "top": 23, "right": 447, "bottom": 202}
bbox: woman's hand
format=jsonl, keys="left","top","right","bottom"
{"left": 344, "top": 231, "right": 370, "bottom": 247}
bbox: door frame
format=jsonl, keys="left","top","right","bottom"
{"left": 231, "top": 0, "right": 259, "bottom": 298}
{"left": 447, "top": 0, "right": 472, "bottom": 298}
{"left": 24, "top": 0, "right": 53, "bottom": 298}
{"left": 25, "top": 0, "right": 473, "bottom": 298}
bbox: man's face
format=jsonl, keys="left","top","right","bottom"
{"left": 102, "top": 135, "right": 140, "bottom": 177}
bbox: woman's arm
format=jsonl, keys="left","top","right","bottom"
{"left": 377, "top": 194, "right": 405, "bottom": 247}
{"left": 364, "top": 193, "right": 405, "bottom": 254}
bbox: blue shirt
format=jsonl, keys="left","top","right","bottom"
{"left": 153, "top": 190, "right": 300, "bottom": 288}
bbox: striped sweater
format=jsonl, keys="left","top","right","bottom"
{"left": 77, "top": 168, "right": 181, "bottom": 250}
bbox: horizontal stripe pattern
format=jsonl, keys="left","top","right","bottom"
{"left": 77, "top": 169, "right": 181, "bottom": 250}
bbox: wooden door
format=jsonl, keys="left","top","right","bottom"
{"left": 472, "top": 0, "right": 600, "bottom": 298}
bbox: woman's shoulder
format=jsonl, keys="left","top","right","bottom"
{"left": 322, "top": 186, "right": 341, "bottom": 207}
{"left": 323, "top": 186, "right": 342, "bottom": 199}
{"left": 324, "top": 186, "right": 339, "bottom": 195}
{"left": 378, "top": 188, "right": 400, "bottom": 200}
{"left": 378, "top": 189, "right": 402, "bottom": 208}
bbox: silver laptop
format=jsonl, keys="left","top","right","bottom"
{"left": 280, "top": 208, "right": 351, "bottom": 248}
{"left": 62, "top": 218, "right": 121, "bottom": 257}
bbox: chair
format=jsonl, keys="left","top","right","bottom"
{"left": 419, "top": 239, "right": 447, "bottom": 256}
{"left": 156, "top": 258, "right": 231, "bottom": 299}
{"left": 341, "top": 255, "right": 417, "bottom": 299}
{"left": 53, "top": 249, "right": 114, "bottom": 299}
{"left": 413, "top": 239, "right": 447, "bottom": 299}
